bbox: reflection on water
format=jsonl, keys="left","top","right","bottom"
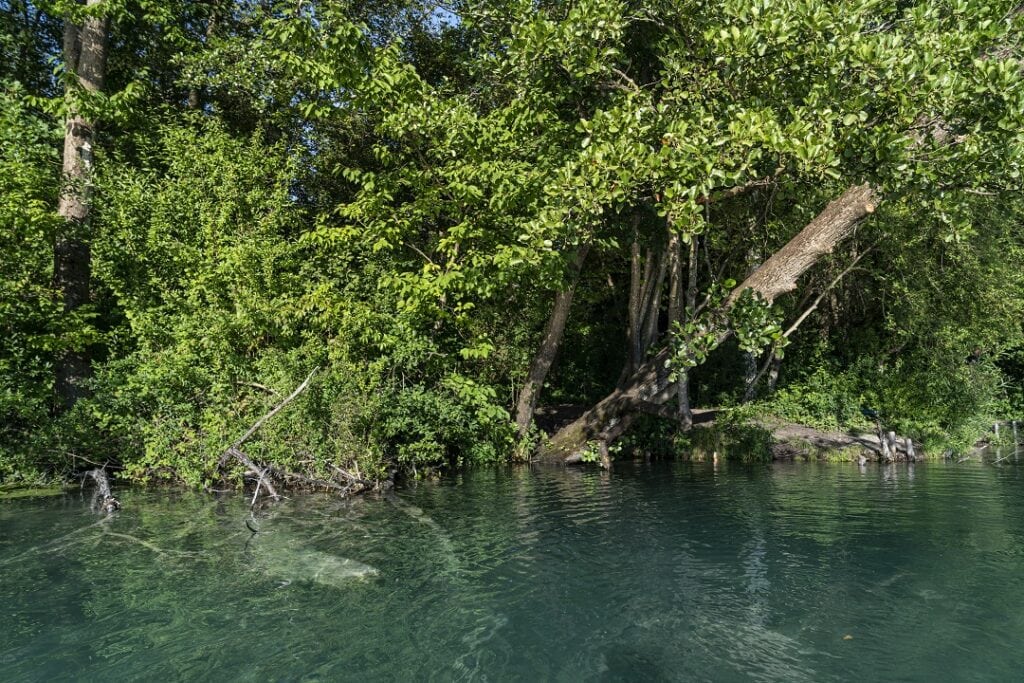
{"left": 2, "top": 461, "right": 1024, "bottom": 681}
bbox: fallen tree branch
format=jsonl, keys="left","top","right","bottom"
{"left": 216, "top": 368, "right": 383, "bottom": 501}
{"left": 541, "top": 184, "right": 880, "bottom": 462}
{"left": 82, "top": 468, "right": 120, "bottom": 513}
{"left": 230, "top": 367, "right": 319, "bottom": 451}
{"left": 227, "top": 446, "right": 281, "bottom": 506}
{"left": 218, "top": 367, "right": 319, "bottom": 506}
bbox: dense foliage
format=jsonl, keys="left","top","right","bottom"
{"left": 2, "top": 0, "right": 1024, "bottom": 485}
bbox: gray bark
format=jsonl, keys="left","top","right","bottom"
{"left": 676, "top": 235, "right": 699, "bottom": 429}
{"left": 514, "top": 247, "right": 589, "bottom": 438}
{"left": 55, "top": 0, "right": 108, "bottom": 410}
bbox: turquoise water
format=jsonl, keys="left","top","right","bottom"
{"left": 2, "top": 460, "right": 1024, "bottom": 681}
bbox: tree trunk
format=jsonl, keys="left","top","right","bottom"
{"left": 624, "top": 216, "right": 642, "bottom": 376}
{"left": 640, "top": 248, "right": 667, "bottom": 355}
{"left": 54, "top": 0, "right": 108, "bottom": 411}
{"left": 539, "top": 184, "right": 879, "bottom": 461}
{"left": 767, "top": 355, "right": 781, "bottom": 393}
{"left": 514, "top": 246, "right": 589, "bottom": 438}
{"left": 628, "top": 242, "right": 654, "bottom": 371}
{"left": 741, "top": 243, "right": 763, "bottom": 402}
{"left": 187, "top": 4, "right": 219, "bottom": 110}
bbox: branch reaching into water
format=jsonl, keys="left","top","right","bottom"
{"left": 216, "top": 367, "right": 388, "bottom": 504}
{"left": 82, "top": 467, "right": 120, "bottom": 513}
{"left": 218, "top": 368, "right": 319, "bottom": 508}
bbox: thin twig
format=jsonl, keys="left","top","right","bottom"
{"left": 696, "top": 167, "right": 786, "bottom": 206}
{"left": 229, "top": 446, "right": 281, "bottom": 504}
{"left": 744, "top": 243, "right": 878, "bottom": 399}
{"left": 781, "top": 241, "right": 879, "bottom": 339}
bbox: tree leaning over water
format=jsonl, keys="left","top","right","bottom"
{"left": 1, "top": 0, "right": 1024, "bottom": 486}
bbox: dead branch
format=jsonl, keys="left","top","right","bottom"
{"left": 227, "top": 446, "right": 281, "bottom": 506}
{"left": 780, "top": 241, "right": 878, "bottom": 339}
{"left": 83, "top": 468, "right": 120, "bottom": 513}
{"left": 230, "top": 367, "right": 319, "bottom": 451}
{"left": 745, "top": 242, "right": 878, "bottom": 398}
{"left": 234, "top": 381, "right": 281, "bottom": 397}
{"left": 218, "top": 367, "right": 319, "bottom": 507}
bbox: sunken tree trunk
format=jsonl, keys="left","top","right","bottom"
{"left": 54, "top": 0, "right": 108, "bottom": 411}
{"left": 514, "top": 246, "right": 589, "bottom": 438}
{"left": 539, "top": 183, "right": 879, "bottom": 462}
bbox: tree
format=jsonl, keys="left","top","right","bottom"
{"left": 54, "top": 0, "right": 108, "bottom": 410}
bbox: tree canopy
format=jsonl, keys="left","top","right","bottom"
{"left": 2, "top": 0, "right": 1024, "bottom": 486}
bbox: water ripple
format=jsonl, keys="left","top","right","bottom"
{"left": 2, "top": 461, "right": 1024, "bottom": 680}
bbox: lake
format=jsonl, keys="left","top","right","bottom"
{"left": 2, "top": 459, "right": 1024, "bottom": 681}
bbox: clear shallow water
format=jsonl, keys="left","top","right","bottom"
{"left": 2, "top": 461, "right": 1024, "bottom": 682}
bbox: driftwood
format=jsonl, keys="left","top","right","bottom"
{"left": 216, "top": 367, "right": 381, "bottom": 507}
{"left": 218, "top": 368, "right": 318, "bottom": 508}
{"left": 83, "top": 468, "right": 120, "bottom": 513}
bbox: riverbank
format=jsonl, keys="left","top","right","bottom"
{"left": 534, "top": 403, "right": 924, "bottom": 463}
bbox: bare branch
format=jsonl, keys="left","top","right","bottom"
{"left": 231, "top": 367, "right": 318, "bottom": 450}
{"left": 781, "top": 241, "right": 879, "bottom": 339}
{"left": 234, "top": 381, "right": 281, "bottom": 397}
{"left": 696, "top": 168, "right": 785, "bottom": 206}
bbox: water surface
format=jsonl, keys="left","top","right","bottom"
{"left": 3, "top": 461, "right": 1024, "bottom": 681}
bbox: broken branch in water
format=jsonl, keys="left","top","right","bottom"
{"left": 217, "top": 367, "right": 391, "bottom": 502}
{"left": 227, "top": 446, "right": 281, "bottom": 506}
{"left": 81, "top": 467, "right": 120, "bottom": 513}
{"left": 101, "top": 531, "right": 200, "bottom": 557}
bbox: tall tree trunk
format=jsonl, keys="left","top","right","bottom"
{"left": 628, "top": 242, "right": 654, "bottom": 372}
{"left": 667, "top": 232, "right": 694, "bottom": 430}
{"left": 741, "top": 244, "right": 763, "bottom": 402}
{"left": 678, "top": 235, "right": 700, "bottom": 427}
{"left": 639, "top": 248, "right": 667, "bottom": 354}
{"left": 514, "top": 246, "right": 590, "bottom": 438}
{"left": 187, "top": 3, "right": 219, "bottom": 110}
{"left": 54, "top": 0, "right": 108, "bottom": 411}
{"left": 625, "top": 218, "right": 642, "bottom": 376}
{"left": 539, "top": 184, "right": 878, "bottom": 461}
